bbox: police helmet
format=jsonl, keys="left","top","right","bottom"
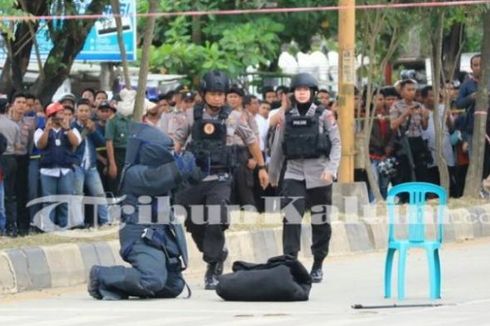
{"left": 290, "top": 73, "right": 319, "bottom": 92}
{"left": 200, "top": 70, "right": 230, "bottom": 94}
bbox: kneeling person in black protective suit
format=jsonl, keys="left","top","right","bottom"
{"left": 269, "top": 73, "right": 341, "bottom": 283}
{"left": 88, "top": 123, "right": 190, "bottom": 300}
{"left": 173, "top": 70, "right": 269, "bottom": 290}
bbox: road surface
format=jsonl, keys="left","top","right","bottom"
{"left": 1, "top": 238, "right": 490, "bottom": 325}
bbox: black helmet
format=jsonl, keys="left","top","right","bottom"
{"left": 290, "top": 73, "right": 318, "bottom": 92}
{"left": 200, "top": 70, "right": 230, "bottom": 93}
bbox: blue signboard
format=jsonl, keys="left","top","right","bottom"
{"left": 76, "top": 0, "right": 137, "bottom": 61}
{"left": 0, "top": 0, "right": 137, "bottom": 62}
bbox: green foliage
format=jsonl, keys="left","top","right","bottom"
{"left": 0, "top": 0, "right": 27, "bottom": 39}
{"left": 148, "top": 14, "right": 284, "bottom": 80}
{"left": 143, "top": 0, "right": 338, "bottom": 80}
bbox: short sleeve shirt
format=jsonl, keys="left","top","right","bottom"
{"left": 105, "top": 113, "right": 130, "bottom": 148}
{"left": 389, "top": 99, "right": 425, "bottom": 138}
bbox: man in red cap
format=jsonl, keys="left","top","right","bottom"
{"left": 33, "top": 102, "right": 81, "bottom": 230}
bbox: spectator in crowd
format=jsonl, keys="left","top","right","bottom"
{"left": 34, "top": 102, "right": 81, "bottom": 230}
{"left": 255, "top": 100, "right": 270, "bottom": 155}
{"left": 455, "top": 54, "right": 481, "bottom": 148}
{"left": 0, "top": 133, "right": 6, "bottom": 236}
{"left": 276, "top": 85, "right": 289, "bottom": 100}
{"left": 317, "top": 89, "right": 331, "bottom": 108}
{"left": 369, "top": 91, "right": 395, "bottom": 200}
{"left": 25, "top": 94, "right": 36, "bottom": 117}
{"left": 160, "top": 87, "right": 189, "bottom": 140}
{"left": 157, "top": 93, "right": 171, "bottom": 114}
{"left": 390, "top": 79, "right": 431, "bottom": 190}
{"left": 72, "top": 99, "right": 109, "bottom": 227}
{"left": 381, "top": 86, "right": 399, "bottom": 112}
{"left": 105, "top": 100, "right": 131, "bottom": 196}
{"left": 95, "top": 100, "right": 115, "bottom": 193}
{"left": 81, "top": 88, "right": 97, "bottom": 111}
{"left": 27, "top": 98, "right": 47, "bottom": 230}
{"left": 60, "top": 93, "right": 76, "bottom": 110}
{"left": 9, "top": 92, "right": 36, "bottom": 236}
{"left": 263, "top": 86, "right": 278, "bottom": 104}
{"left": 0, "top": 98, "right": 20, "bottom": 236}
{"left": 421, "top": 86, "right": 455, "bottom": 187}
{"left": 227, "top": 86, "right": 258, "bottom": 207}
{"left": 141, "top": 101, "right": 161, "bottom": 127}
{"left": 94, "top": 90, "right": 108, "bottom": 109}
{"left": 34, "top": 98, "right": 44, "bottom": 117}
{"left": 258, "top": 100, "right": 271, "bottom": 120}
{"left": 182, "top": 91, "right": 196, "bottom": 111}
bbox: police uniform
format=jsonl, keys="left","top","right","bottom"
{"left": 88, "top": 123, "right": 188, "bottom": 300}
{"left": 230, "top": 109, "right": 259, "bottom": 206}
{"left": 173, "top": 102, "right": 258, "bottom": 289}
{"left": 269, "top": 73, "right": 341, "bottom": 283}
{"left": 160, "top": 108, "right": 188, "bottom": 139}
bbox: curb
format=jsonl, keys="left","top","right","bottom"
{"left": 1, "top": 205, "right": 489, "bottom": 295}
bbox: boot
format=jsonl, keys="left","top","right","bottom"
{"left": 204, "top": 263, "right": 219, "bottom": 290}
{"left": 310, "top": 260, "right": 324, "bottom": 283}
{"left": 214, "top": 248, "right": 229, "bottom": 276}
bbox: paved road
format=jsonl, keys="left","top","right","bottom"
{"left": 1, "top": 238, "right": 490, "bottom": 325}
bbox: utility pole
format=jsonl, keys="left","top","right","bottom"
{"left": 337, "top": 0, "right": 356, "bottom": 182}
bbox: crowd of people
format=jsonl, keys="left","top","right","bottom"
{"left": 0, "top": 53, "right": 487, "bottom": 239}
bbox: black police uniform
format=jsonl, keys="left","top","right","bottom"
{"left": 173, "top": 71, "right": 259, "bottom": 290}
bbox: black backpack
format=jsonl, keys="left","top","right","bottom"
{"left": 216, "top": 255, "right": 312, "bottom": 301}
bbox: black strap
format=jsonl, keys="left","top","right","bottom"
{"left": 180, "top": 278, "right": 192, "bottom": 299}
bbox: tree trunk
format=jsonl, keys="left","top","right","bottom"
{"left": 133, "top": 0, "right": 158, "bottom": 122}
{"left": 29, "top": 0, "right": 109, "bottom": 104}
{"left": 431, "top": 12, "right": 450, "bottom": 193}
{"left": 192, "top": 16, "right": 202, "bottom": 45}
{"left": 442, "top": 22, "right": 464, "bottom": 81}
{"left": 463, "top": 10, "right": 490, "bottom": 197}
{"left": 0, "top": 1, "right": 48, "bottom": 95}
{"left": 111, "top": 0, "right": 131, "bottom": 89}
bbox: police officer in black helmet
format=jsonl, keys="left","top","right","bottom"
{"left": 173, "top": 70, "right": 269, "bottom": 290}
{"left": 269, "top": 73, "right": 341, "bottom": 283}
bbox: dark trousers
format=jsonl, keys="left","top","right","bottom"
{"left": 108, "top": 148, "right": 126, "bottom": 196}
{"left": 175, "top": 179, "right": 231, "bottom": 264}
{"left": 0, "top": 155, "right": 17, "bottom": 232}
{"left": 95, "top": 226, "right": 184, "bottom": 299}
{"left": 453, "top": 164, "right": 468, "bottom": 198}
{"left": 28, "top": 158, "right": 42, "bottom": 225}
{"left": 280, "top": 179, "right": 332, "bottom": 263}
{"left": 15, "top": 155, "right": 30, "bottom": 233}
{"left": 231, "top": 164, "right": 256, "bottom": 207}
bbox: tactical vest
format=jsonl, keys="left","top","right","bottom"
{"left": 187, "top": 105, "right": 237, "bottom": 174}
{"left": 282, "top": 107, "right": 332, "bottom": 160}
{"left": 39, "top": 129, "right": 79, "bottom": 169}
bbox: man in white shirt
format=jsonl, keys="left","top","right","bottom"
{"left": 34, "top": 102, "right": 81, "bottom": 230}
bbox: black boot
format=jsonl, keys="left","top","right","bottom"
{"left": 310, "top": 260, "right": 324, "bottom": 283}
{"left": 214, "top": 248, "right": 229, "bottom": 276}
{"left": 204, "top": 263, "right": 219, "bottom": 290}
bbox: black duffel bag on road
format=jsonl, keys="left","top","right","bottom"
{"left": 216, "top": 255, "right": 312, "bottom": 301}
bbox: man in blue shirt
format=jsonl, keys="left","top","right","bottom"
{"left": 72, "top": 99, "right": 109, "bottom": 226}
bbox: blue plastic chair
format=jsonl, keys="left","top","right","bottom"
{"left": 384, "top": 182, "right": 447, "bottom": 300}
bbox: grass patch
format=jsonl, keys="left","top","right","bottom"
{"left": 0, "top": 227, "right": 119, "bottom": 251}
